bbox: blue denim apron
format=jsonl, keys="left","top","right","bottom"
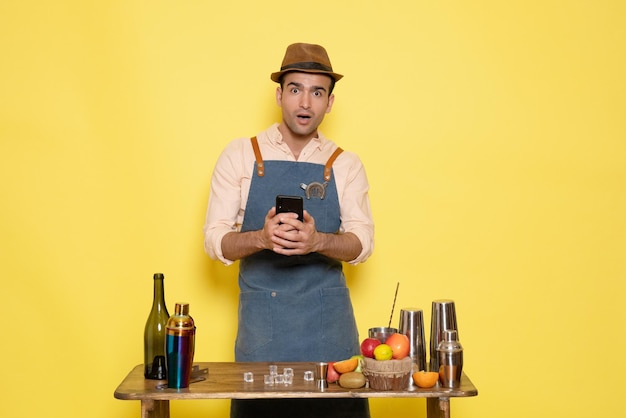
{"left": 231, "top": 139, "right": 369, "bottom": 418}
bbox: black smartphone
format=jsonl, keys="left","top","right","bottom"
{"left": 276, "top": 195, "right": 304, "bottom": 222}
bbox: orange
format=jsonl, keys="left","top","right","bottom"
{"left": 385, "top": 333, "right": 410, "bottom": 359}
{"left": 412, "top": 371, "right": 439, "bottom": 388}
{"left": 351, "top": 355, "right": 364, "bottom": 372}
{"left": 333, "top": 357, "right": 358, "bottom": 374}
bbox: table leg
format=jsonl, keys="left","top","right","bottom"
{"left": 426, "top": 397, "right": 450, "bottom": 418}
{"left": 141, "top": 399, "right": 170, "bottom": 418}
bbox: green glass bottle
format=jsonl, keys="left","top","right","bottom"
{"left": 144, "top": 273, "right": 169, "bottom": 379}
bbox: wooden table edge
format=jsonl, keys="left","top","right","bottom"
{"left": 114, "top": 362, "right": 478, "bottom": 401}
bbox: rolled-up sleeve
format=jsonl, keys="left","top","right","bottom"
{"left": 334, "top": 151, "right": 375, "bottom": 265}
{"left": 203, "top": 139, "right": 252, "bottom": 265}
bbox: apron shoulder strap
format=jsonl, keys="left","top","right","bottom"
{"left": 251, "top": 136, "right": 343, "bottom": 181}
{"left": 250, "top": 136, "right": 264, "bottom": 177}
{"left": 324, "top": 147, "right": 343, "bottom": 181}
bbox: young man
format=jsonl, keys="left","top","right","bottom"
{"left": 203, "top": 43, "right": 374, "bottom": 418}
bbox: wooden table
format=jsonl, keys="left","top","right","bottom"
{"left": 114, "top": 362, "right": 478, "bottom": 418}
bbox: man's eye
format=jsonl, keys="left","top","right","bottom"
{"left": 290, "top": 88, "right": 299, "bottom": 94}
{"left": 313, "top": 91, "right": 322, "bottom": 97}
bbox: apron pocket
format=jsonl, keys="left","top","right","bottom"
{"left": 320, "top": 287, "right": 359, "bottom": 359}
{"left": 236, "top": 291, "right": 273, "bottom": 358}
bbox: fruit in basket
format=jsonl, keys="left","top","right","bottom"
{"left": 373, "top": 343, "right": 393, "bottom": 360}
{"left": 363, "top": 356, "right": 413, "bottom": 390}
{"left": 385, "top": 333, "right": 410, "bottom": 359}
{"left": 360, "top": 337, "right": 381, "bottom": 358}
{"left": 338, "top": 371, "right": 367, "bottom": 388}
{"left": 351, "top": 355, "right": 364, "bottom": 372}
{"left": 412, "top": 371, "right": 439, "bottom": 388}
{"left": 327, "top": 362, "right": 340, "bottom": 383}
{"left": 333, "top": 357, "right": 359, "bottom": 374}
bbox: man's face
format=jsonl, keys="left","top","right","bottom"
{"left": 276, "top": 72, "right": 335, "bottom": 140}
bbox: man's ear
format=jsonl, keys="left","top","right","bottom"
{"left": 275, "top": 86, "right": 283, "bottom": 107}
{"left": 326, "top": 93, "right": 335, "bottom": 114}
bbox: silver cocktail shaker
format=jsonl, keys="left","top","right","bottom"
{"left": 437, "top": 329, "right": 463, "bottom": 388}
{"left": 429, "top": 299, "right": 458, "bottom": 372}
{"left": 398, "top": 308, "right": 427, "bottom": 372}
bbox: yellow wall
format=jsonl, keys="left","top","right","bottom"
{"left": 1, "top": 1, "right": 624, "bottom": 417}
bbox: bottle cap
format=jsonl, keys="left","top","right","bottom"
{"left": 443, "top": 330, "right": 457, "bottom": 342}
{"left": 153, "top": 273, "right": 165, "bottom": 280}
{"left": 437, "top": 330, "right": 463, "bottom": 352}
{"left": 167, "top": 303, "right": 195, "bottom": 334}
{"left": 175, "top": 303, "right": 189, "bottom": 316}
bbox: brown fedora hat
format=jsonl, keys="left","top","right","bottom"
{"left": 270, "top": 43, "right": 343, "bottom": 83}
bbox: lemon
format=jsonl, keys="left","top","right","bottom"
{"left": 373, "top": 343, "right": 393, "bottom": 361}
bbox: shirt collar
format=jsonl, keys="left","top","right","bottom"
{"left": 267, "top": 123, "right": 327, "bottom": 151}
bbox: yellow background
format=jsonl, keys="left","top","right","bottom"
{"left": 1, "top": 1, "right": 624, "bottom": 417}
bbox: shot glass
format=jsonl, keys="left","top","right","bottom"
{"left": 315, "top": 362, "right": 329, "bottom": 389}
{"left": 314, "top": 362, "right": 328, "bottom": 381}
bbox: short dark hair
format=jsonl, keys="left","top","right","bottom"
{"left": 279, "top": 72, "right": 336, "bottom": 94}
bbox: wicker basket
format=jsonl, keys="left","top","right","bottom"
{"left": 362, "top": 357, "right": 412, "bottom": 391}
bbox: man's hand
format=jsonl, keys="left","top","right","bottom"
{"left": 220, "top": 207, "right": 283, "bottom": 260}
{"left": 271, "top": 210, "right": 319, "bottom": 255}
{"left": 271, "top": 211, "right": 362, "bottom": 261}
{"left": 222, "top": 208, "right": 362, "bottom": 262}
